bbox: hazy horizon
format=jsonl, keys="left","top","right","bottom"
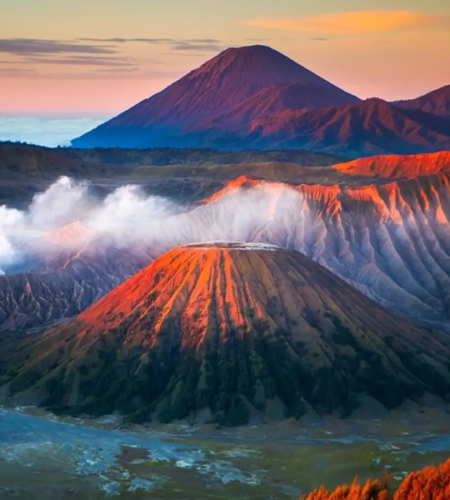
{"left": 0, "top": 116, "right": 108, "bottom": 147}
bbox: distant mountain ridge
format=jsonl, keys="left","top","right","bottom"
{"left": 231, "top": 98, "right": 450, "bottom": 156}
{"left": 394, "top": 85, "right": 450, "bottom": 120}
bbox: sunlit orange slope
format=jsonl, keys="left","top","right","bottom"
{"left": 333, "top": 151, "right": 450, "bottom": 179}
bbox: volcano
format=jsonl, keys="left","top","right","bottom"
{"left": 3, "top": 243, "right": 450, "bottom": 425}
{"left": 72, "top": 45, "right": 359, "bottom": 149}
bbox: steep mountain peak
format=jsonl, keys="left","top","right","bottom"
{"left": 177, "top": 44, "right": 334, "bottom": 89}
{"left": 201, "top": 44, "right": 281, "bottom": 65}
{"left": 218, "top": 44, "right": 279, "bottom": 56}
{"left": 72, "top": 45, "right": 360, "bottom": 149}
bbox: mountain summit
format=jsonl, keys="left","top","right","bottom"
{"left": 72, "top": 45, "right": 360, "bottom": 149}
{"left": 3, "top": 243, "right": 450, "bottom": 425}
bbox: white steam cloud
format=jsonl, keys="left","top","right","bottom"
{"left": 0, "top": 177, "right": 182, "bottom": 273}
{"left": 89, "top": 185, "right": 178, "bottom": 236}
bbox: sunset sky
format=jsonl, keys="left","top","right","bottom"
{"left": 1, "top": 0, "right": 450, "bottom": 144}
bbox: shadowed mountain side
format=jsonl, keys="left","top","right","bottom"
{"left": 1, "top": 244, "right": 450, "bottom": 425}
{"left": 191, "top": 82, "right": 361, "bottom": 131}
{"left": 395, "top": 85, "right": 450, "bottom": 120}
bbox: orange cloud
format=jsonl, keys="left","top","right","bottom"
{"left": 243, "top": 11, "right": 443, "bottom": 34}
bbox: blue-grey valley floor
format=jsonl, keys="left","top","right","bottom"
{"left": 1, "top": 408, "right": 450, "bottom": 499}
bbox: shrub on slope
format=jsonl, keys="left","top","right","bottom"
{"left": 299, "top": 457, "right": 450, "bottom": 499}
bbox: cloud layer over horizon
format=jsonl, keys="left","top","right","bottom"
{"left": 0, "top": 116, "right": 107, "bottom": 147}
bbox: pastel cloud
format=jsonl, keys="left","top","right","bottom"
{"left": 243, "top": 11, "right": 443, "bottom": 34}
{"left": 25, "top": 56, "right": 139, "bottom": 68}
{"left": 0, "top": 36, "right": 226, "bottom": 81}
{"left": 0, "top": 38, "right": 115, "bottom": 55}
{"left": 77, "top": 38, "right": 224, "bottom": 52}
{"left": 0, "top": 38, "right": 225, "bottom": 74}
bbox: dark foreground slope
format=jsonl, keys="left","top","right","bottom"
{"left": 66, "top": 146, "right": 345, "bottom": 169}
{"left": 1, "top": 243, "right": 449, "bottom": 425}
